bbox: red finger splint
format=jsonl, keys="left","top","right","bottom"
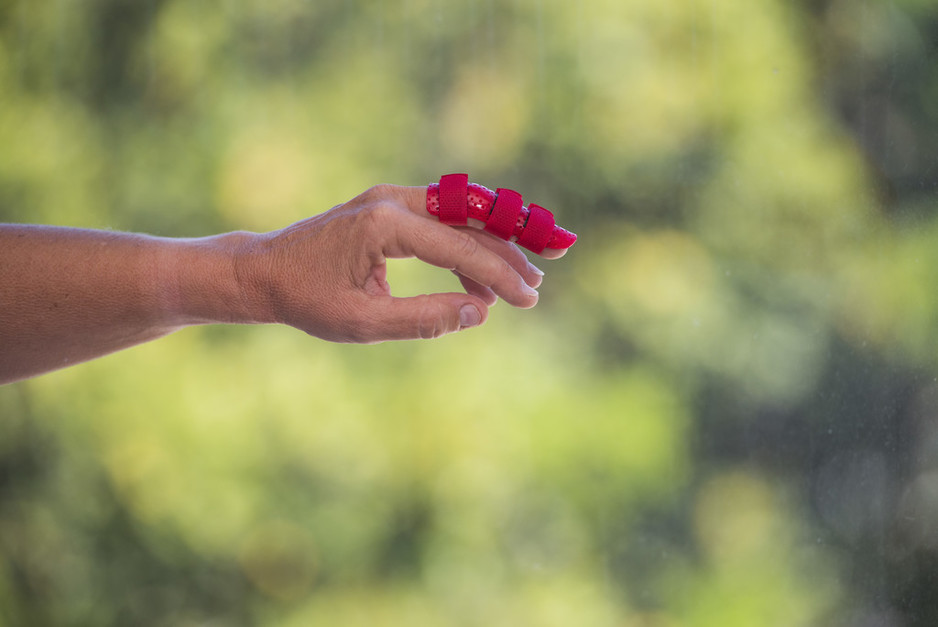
{"left": 426, "top": 173, "right": 577, "bottom": 254}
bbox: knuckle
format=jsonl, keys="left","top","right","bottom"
{"left": 415, "top": 296, "right": 448, "bottom": 339}
{"left": 360, "top": 184, "right": 397, "bottom": 205}
{"left": 452, "top": 231, "right": 481, "bottom": 259}
{"left": 365, "top": 183, "right": 394, "bottom": 197}
{"left": 369, "top": 198, "right": 399, "bottom": 221}
{"left": 359, "top": 201, "right": 399, "bottom": 236}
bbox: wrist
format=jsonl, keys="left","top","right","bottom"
{"left": 166, "top": 231, "right": 273, "bottom": 327}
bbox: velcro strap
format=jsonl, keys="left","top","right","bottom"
{"left": 517, "top": 203, "right": 555, "bottom": 253}
{"left": 438, "top": 173, "right": 468, "bottom": 225}
{"left": 484, "top": 188, "right": 523, "bottom": 240}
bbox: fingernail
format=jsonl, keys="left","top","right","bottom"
{"left": 459, "top": 304, "right": 482, "bottom": 328}
{"left": 528, "top": 261, "right": 544, "bottom": 277}
{"left": 523, "top": 283, "right": 539, "bottom": 298}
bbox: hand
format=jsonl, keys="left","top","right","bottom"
{"left": 234, "top": 184, "right": 553, "bottom": 342}
{"left": 0, "top": 182, "right": 565, "bottom": 383}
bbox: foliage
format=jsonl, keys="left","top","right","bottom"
{"left": 2, "top": 0, "right": 938, "bottom": 624}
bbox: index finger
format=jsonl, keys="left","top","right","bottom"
{"left": 393, "top": 183, "right": 575, "bottom": 260}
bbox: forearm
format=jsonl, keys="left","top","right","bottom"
{"left": 0, "top": 224, "right": 257, "bottom": 384}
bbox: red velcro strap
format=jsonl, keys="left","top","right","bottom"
{"left": 517, "top": 203, "right": 555, "bottom": 253}
{"left": 484, "top": 188, "right": 523, "bottom": 240}
{"left": 438, "top": 173, "right": 468, "bottom": 225}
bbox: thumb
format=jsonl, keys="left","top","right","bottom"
{"left": 364, "top": 293, "right": 488, "bottom": 341}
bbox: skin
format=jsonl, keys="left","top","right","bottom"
{"left": 0, "top": 184, "right": 565, "bottom": 385}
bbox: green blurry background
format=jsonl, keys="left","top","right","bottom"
{"left": 2, "top": 0, "right": 938, "bottom": 624}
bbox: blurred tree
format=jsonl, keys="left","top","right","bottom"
{"left": 2, "top": 0, "right": 938, "bottom": 625}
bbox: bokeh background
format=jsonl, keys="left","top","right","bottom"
{"left": 2, "top": 0, "right": 938, "bottom": 625}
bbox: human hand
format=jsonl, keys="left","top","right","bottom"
{"left": 234, "top": 183, "right": 565, "bottom": 343}
{"left": 0, "top": 180, "right": 572, "bottom": 382}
